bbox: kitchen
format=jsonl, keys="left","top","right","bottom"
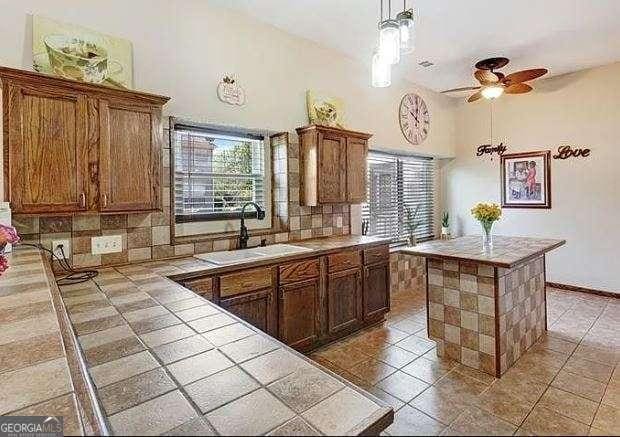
{"left": 0, "top": 1, "right": 619, "bottom": 436}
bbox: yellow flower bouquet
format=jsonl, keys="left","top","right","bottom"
{"left": 471, "top": 202, "right": 501, "bottom": 247}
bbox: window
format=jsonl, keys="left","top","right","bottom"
{"left": 173, "top": 124, "right": 268, "bottom": 224}
{"left": 362, "top": 151, "right": 435, "bottom": 243}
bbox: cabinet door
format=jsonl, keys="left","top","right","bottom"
{"left": 317, "top": 132, "right": 346, "bottom": 203}
{"left": 99, "top": 99, "right": 161, "bottom": 212}
{"left": 219, "top": 288, "right": 277, "bottom": 336}
{"left": 7, "top": 84, "right": 89, "bottom": 213}
{"left": 326, "top": 267, "right": 363, "bottom": 336}
{"left": 279, "top": 279, "right": 319, "bottom": 350}
{"left": 363, "top": 262, "right": 390, "bottom": 320}
{"left": 346, "top": 137, "right": 368, "bottom": 203}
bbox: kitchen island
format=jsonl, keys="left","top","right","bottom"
{"left": 400, "top": 235, "right": 565, "bottom": 377}
{"left": 0, "top": 236, "right": 393, "bottom": 436}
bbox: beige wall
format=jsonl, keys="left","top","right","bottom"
{"left": 0, "top": 0, "right": 456, "bottom": 160}
{"left": 444, "top": 62, "right": 620, "bottom": 293}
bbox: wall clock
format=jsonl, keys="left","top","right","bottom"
{"left": 399, "top": 93, "right": 430, "bottom": 145}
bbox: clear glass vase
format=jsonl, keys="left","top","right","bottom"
{"left": 480, "top": 220, "right": 494, "bottom": 248}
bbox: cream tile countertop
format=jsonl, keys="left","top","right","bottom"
{"left": 399, "top": 235, "right": 566, "bottom": 268}
{"left": 0, "top": 236, "right": 393, "bottom": 436}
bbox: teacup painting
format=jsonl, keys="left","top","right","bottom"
{"left": 33, "top": 15, "right": 133, "bottom": 89}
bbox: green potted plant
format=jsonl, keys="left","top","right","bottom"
{"left": 404, "top": 205, "right": 421, "bottom": 246}
{"left": 441, "top": 212, "right": 450, "bottom": 239}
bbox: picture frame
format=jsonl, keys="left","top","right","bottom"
{"left": 500, "top": 150, "right": 551, "bottom": 209}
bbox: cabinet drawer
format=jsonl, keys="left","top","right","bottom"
{"left": 220, "top": 267, "right": 273, "bottom": 297}
{"left": 364, "top": 245, "right": 389, "bottom": 265}
{"left": 328, "top": 250, "right": 361, "bottom": 273}
{"left": 183, "top": 277, "right": 214, "bottom": 301}
{"left": 279, "top": 259, "right": 320, "bottom": 285}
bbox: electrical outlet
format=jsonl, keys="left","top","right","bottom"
{"left": 92, "top": 235, "right": 123, "bottom": 255}
{"left": 52, "top": 239, "right": 71, "bottom": 259}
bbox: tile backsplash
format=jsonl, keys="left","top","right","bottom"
{"left": 13, "top": 129, "right": 352, "bottom": 270}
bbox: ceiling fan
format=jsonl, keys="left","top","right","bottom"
{"left": 442, "top": 57, "right": 548, "bottom": 102}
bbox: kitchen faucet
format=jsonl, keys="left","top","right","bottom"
{"left": 238, "top": 202, "right": 265, "bottom": 249}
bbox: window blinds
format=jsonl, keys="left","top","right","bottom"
{"left": 173, "top": 125, "right": 266, "bottom": 222}
{"left": 362, "top": 151, "right": 435, "bottom": 243}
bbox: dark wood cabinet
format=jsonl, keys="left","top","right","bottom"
{"left": 326, "top": 267, "right": 363, "bottom": 336}
{"left": 0, "top": 66, "right": 169, "bottom": 214}
{"left": 99, "top": 99, "right": 162, "bottom": 212}
{"left": 219, "top": 287, "right": 277, "bottom": 336}
{"left": 176, "top": 244, "right": 390, "bottom": 352}
{"left": 363, "top": 262, "right": 390, "bottom": 320}
{"left": 278, "top": 278, "right": 320, "bottom": 351}
{"left": 297, "top": 125, "right": 371, "bottom": 206}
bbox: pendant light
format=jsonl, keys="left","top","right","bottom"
{"left": 372, "top": 48, "right": 391, "bottom": 87}
{"left": 397, "top": 1, "right": 415, "bottom": 54}
{"left": 379, "top": 0, "right": 400, "bottom": 65}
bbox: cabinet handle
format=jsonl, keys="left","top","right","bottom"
{"left": 79, "top": 193, "right": 86, "bottom": 208}
{"left": 102, "top": 194, "right": 108, "bottom": 208}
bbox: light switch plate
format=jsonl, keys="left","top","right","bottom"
{"left": 92, "top": 235, "right": 123, "bottom": 255}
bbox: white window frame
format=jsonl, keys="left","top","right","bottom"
{"left": 171, "top": 121, "right": 273, "bottom": 238}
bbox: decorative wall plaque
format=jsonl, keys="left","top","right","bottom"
{"left": 476, "top": 142, "right": 507, "bottom": 158}
{"left": 553, "top": 145, "right": 591, "bottom": 159}
{"left": 217, "top": 75, "right": 246, "bottom": 106}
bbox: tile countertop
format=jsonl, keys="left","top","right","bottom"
{"left": 0, "top": 235, "right": 393, "bottom": 436}
{"left": 169, "top": 235, "right": 391, "bottom": 281}
{"left": 399, "top": 235, "right": 566, "bottom": 268}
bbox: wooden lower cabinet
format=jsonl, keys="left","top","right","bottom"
{"left": 219, "top": 288, "right": 277, "bottom": 337}
{"left": 363, "top": 262, "right": 390, "bottom": 320}
{"left": 326, "top": 267, "right": 363, "bottom": 336}
{"left": 176, "top": 244, "right": 390, "bottom": 352}
{"left": 278, "top": 279, "right": 320, "bottom": 351}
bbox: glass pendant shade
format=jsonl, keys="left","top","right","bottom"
{"left": 397, "top": 10, "right": 415, "bottom": 54}
{"left": 372, "top": 48, "right": 391, "bottom": 87}
{"left": 379, "top": 20, "right": 400, "bottom": 65}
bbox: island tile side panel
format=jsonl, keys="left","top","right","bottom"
{"left": 497, "top": 254, "right": 546, "bottom": 375}
{"left": 389, "top": 252, "right": 425, "bottom": 294}
{"left": 426, "top": 257, "right": 498, "bottom": 375}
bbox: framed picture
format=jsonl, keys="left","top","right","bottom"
{"left": 32, "top": 15, "right": 134, "bottom": 89}
{"left": 501, "top": 150, "right": 551, "bottom": 208}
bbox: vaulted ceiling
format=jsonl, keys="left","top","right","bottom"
{"left": 211, "top": 0, "right": 620, "bottom": 93}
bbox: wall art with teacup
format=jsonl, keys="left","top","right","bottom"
{"left": 32, "top": 15, "right": 133, "bottom": 89}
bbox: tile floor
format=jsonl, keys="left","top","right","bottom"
{"left": 309, "top": 287, "right": 620, "bottom": 436}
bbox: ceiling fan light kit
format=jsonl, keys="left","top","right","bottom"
{"left": 372, "top": 0, "right": 416, "bottom": 87}
{"left": 442, "top": 57, "right": 548, "bottom": 102}
{"left": 481, "top": 85, "right": 504, "bottom": 99}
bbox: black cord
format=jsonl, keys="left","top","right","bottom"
{"left": 17, "top": 242, "right": 98, "bottom": 285}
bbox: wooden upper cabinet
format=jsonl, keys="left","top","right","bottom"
{"left": 5, "top": 84, "right": 89, "bottom": 213}
{"left": 0, "top": 66, "right": 169, "bottom": 214}
{"left": 317, "top": 131, "right": 347, "bottom": 203}
{"left": 99, "top": 100, "right": 162, "bottom": 212}
{"left": 346, "top": 136, "right": 368, "bottom": 203}
{"left": 297, "top": 125, "right": 371, "bottom": 206}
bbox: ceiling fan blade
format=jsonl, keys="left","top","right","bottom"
{"left": 467, "top": 91, "right": 483, "bottom": 102}
{"left": 503, "top": 68, "right": 548, "bottom": 85}
{"left": 474, "top": 69, "right": 500, "bottom": 85}
{"left": 441, "top": 86, "right": 481, "bottom": 93}
{"left": 504, "top": 83, "right": 533, "bottom": 94}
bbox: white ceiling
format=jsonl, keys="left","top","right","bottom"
{"left": 210, "top": 0, "right": 620, "bottom": 93}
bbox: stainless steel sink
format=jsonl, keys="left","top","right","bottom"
{"left": 195, "top": 244, "right": 313, "bottom": 265}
